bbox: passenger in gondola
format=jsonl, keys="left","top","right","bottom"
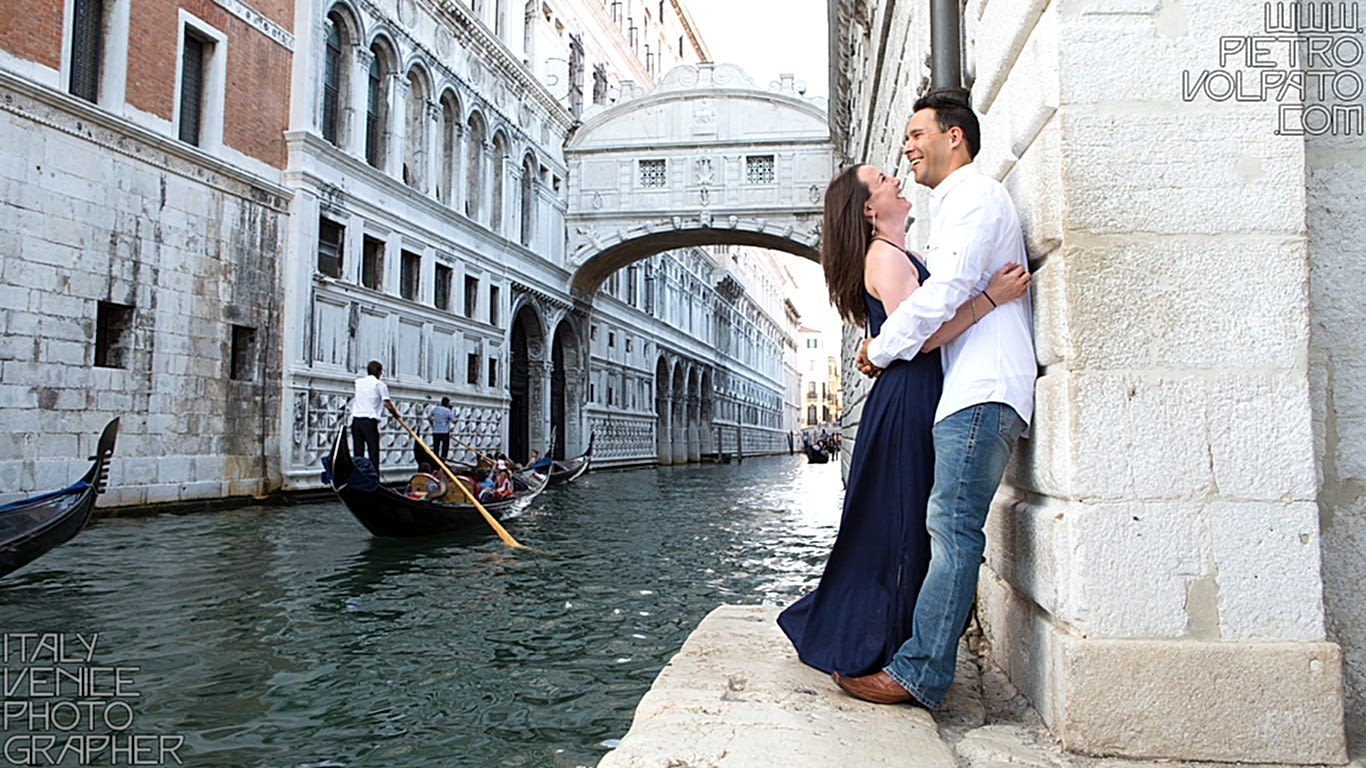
{"left": 475, "top": 468, "right": 495, "bottom": 501}
{"left": 527, "top": 449, "right": 553, "bottom": 472}
{"left": 492, "top": 460, "right": 515, "bottom": 499}
{"left": 404, "top": 472, "right": 444, "bottom": 501}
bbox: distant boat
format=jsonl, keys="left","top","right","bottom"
{"left": 805, "top": 445, "right": 830, "bottom": 464}
{"left": 1, "top": 419, "right": 118, "bottom": 578}
{"left": 544, "top": 434, "right": 593, "bottom": 485}
{"left": 325, "top": 425, "right": 549, "bottom": 538}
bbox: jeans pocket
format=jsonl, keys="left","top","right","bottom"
{"left": 997, "top": 405, "right": 1026, "bottom": 442}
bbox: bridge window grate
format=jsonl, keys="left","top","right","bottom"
{"left": 746, "top": 155, "right": 775, "bottom": 184}
{"left": 639, "top": 159, "right": 666, "bottom": 188}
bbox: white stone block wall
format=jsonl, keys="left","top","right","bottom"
{"left": 837, "top": 0, "right": 1352, "bottom": 759}
{"left": 0, "top": 74, "right": 287, "bottom": 507}
{"left": 1306, "top": 0, "right": 1366, "bottom": 725}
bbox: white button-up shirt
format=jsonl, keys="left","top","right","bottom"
{"left": 351, "top": 375, "right": 391, "bottom": 420}
{"left": 866, "top": 163, "right": 1036, "bottom": 425}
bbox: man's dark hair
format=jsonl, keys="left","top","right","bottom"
{"left": 913, "top": 88, "right": 980, "bottom": 159}
{"left": 367, "top": 360, "right": 383, "bottom": 376}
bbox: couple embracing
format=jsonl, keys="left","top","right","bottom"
{"left": 778, "top": 89, "right": 1037, "bottom": 709}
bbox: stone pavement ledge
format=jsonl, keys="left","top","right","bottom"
{"left": 597, "top": 604, "right": 1366, "bottom": 768}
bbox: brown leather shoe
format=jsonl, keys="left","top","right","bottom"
{"left": 831, "top": 671, "right": 916, "bottom": 705}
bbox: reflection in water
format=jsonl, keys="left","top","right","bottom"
{"left": 0, "top": 455, "right": 843, "bottom": 767}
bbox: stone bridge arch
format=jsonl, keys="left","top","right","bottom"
{"left": 564, "top": 63, "right": 835, "bottom": 295}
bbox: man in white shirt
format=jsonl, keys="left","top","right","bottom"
{"left": 351, "top": 360, "right": 400, "bottom": 468}
{"left": 832, "top": 90, "right": 1036, "bottom": 709}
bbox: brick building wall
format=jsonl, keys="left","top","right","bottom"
{"left": 0, "top": 0, "right": 293, "bottom": 504}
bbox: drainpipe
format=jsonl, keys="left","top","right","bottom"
{"left": 930, "top": 0, "right": 963, "bottom": 90}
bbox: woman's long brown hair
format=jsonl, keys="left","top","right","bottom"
{"left": 821, "top": 165, "right": 872, "bottom": 329}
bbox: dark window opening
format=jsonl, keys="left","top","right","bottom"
{"left": 489, "top": 285, "right": 499, "bottom": 325}
{"left": 230, "top": 325, "right": 256, "bottom": 381}
{"left": 464, "top": 276, "right": 478, "bottom": 318}
{"left": 317, "top": 218, "right": 344, "bottom": 277}
{"left": 467, "top": 352, "right": 480, "bottom": 385}
{"left": 487, "top": 357, "right": 497, "bottom": 387}
{"left": 400, "top": 250, "right": 421, "bottom": 300}
{"left": 365, "top": 53, "right": 384, "bottom": 167}
{"left": 94, "top": 301, "right": 133, "bottom": 369}
{"left": 178, "top": 31, "right": 207, "bottom": 146}
{"left": 434, "top": 263, "right": 452, "bottom": 310}
{"left": 322, "top": 20, "right": 342, "bottom": 144}
{"left": 362, "top": 236, "right": 384, "bottom": 290}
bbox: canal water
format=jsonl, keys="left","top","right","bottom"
{"left": 0, "top": 455, "right": 844, "bottom": 768}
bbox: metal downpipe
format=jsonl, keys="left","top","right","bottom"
{"left": 930, "top": 0, "right": 963, "bottom": 90}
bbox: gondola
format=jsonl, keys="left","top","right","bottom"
{"left": 1, "top": 419, "right": 119, "bottom": 578}
{"left": 545, "top": 434, "right": 593, "bottom": 485}
{"left": 325, "top": 425, "right": 549, "bottom": 538}
{"left": 805, "top": 444, "right": 830, "bottom": 464}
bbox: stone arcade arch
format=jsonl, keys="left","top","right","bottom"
{"left": 565, "top": 64, "right": 835, "bottom": 463}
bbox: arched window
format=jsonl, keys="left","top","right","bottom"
{"left": 520, "top": 153, "right": 536, "bottom": 246}
{"left": 364, "top": 43, "right": 389, "bottom": 168}
{"left": 321, "top": 11, "right": 347, "bottom": 145}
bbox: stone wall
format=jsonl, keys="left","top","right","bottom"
{"left": 0, "top": 73, "right": 287, "bottom": 506}
{"left": 832, "top": 0, "right": 1353, "bottom": 761}
{"left": 1306, "top": 5, "right": 1366, "bottom": 732}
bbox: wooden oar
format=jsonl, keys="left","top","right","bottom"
{"left": 392, "top": 412, "right": 525, "bottom": 549}
{"left": 455, "top": 437, "right": 497, "bottom": 467}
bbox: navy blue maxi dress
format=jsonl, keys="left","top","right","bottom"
{"left": 777, "top": 252, "right": 941, "bottom": 677}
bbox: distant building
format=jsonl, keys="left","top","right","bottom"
{"left": 796, "top": 324, "right": 840, "bottom": 434}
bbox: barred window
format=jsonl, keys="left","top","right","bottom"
{"left": 639, "top": 159, "right": 666, "bottom": 188}
{"left": 69, "top": 0, "right": 103, "bottom": 103}
{"left": 745, "top": 155, "right": 775, "bottom": 184}
{"left": 178, "top": 32, "right": 208, "bottom": 146}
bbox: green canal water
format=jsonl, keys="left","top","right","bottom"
{"left": 0, "top": 455, "right": 843, "bottom": 767}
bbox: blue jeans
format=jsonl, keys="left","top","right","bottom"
{"left": 884, "top": 402, "right": 1026, "bottom": 708}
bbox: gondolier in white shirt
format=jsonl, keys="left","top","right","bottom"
{"left": 351, "top": 360, "right": 400, "bottom": 469}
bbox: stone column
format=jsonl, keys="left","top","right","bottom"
{"left": 686, "top": 394, "right": 701, "bottom": 463}
{"left": 532, "top": 358, "right": 552, "bottom": 453}
{"left": 424, "top": 99, "right": 441, "bottom": 197}
{"left": 386, "top": 73, "right": 408, "bottom": 179}
{"left": 671, "top": 390, "right": 688, "bottom": 465}
{"left": 656, "top": 384, "right": 672, "bottom": 465}
{"left": 348, "top": 46, "right": 371, "bottom": 161}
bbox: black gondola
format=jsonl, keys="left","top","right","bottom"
{"left": 1, "top": 419, "right": 118, "bottom": 578}
{"left": 545, "top": 434, "right": 593, "bottom": 485}
{"left": 805, "top": 445, "right": 830, "bottom": 464}
{"left": 325, "top": 425, "right": 549, "bottom": 538}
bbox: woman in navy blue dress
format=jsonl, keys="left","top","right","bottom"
{"left": 778, "top": 165, "right": 1029, "bottom": 677}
